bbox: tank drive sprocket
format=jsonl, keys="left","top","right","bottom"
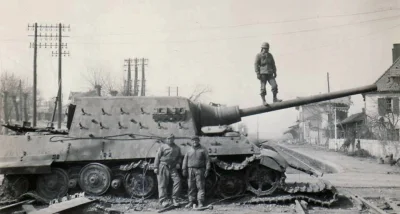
{"left": 2, "top": 175, "right": 30, "bottom": 198}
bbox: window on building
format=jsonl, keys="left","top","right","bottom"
{"left": 378, "top": 97, "right": 400, "bottom": 115}
{"left": 386, "top": 98, "right": 393, "bottom": 113}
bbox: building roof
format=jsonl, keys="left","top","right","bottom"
{"left": 338, "top": 112, "right": 365, "bottom": 125}
{"left": 374, "top": 56, "right": 400, "bottom": 85}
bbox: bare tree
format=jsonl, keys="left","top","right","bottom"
{"left": 82, "top": 68, "right": 107, "bottom": 96}
{"left": 82, "top": 68, "right": 123, "bottom": 96}
{"left": 188, "top": 85, "right": 212, "bottom": 102}
{"left": 365, "top": 97, "right": 400, "bottom": 141}
{"left": 103, "top": 72, "right": 123, "bottom": 96}
{"left": 0, "top": 72, "right": 20, "bottom": 123}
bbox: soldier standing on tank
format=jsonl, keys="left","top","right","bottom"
{"left": 154, "top": 134, "right": 182, "bottom": 207}
{"left": 255, "top": 42, "right": 282, "bottom": 105}
{"left": 182, "top": 136, "right": 211, "bottom": 209}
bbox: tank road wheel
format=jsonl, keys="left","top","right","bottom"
{"left": 36, "top": 168, "right": 69, "bottom": 200}
{"left": 216, "top": 172, "right": 246, "bottom": 198}
{"left": 110, "top": 167, "right": 127, "bottom": 197}
{"left": 123, "top": 171, "right": 156, "bottom": 199}
{"left": 4, "top": 175, "right": 30, "bottom": 198}
{"left": 79, "top": 163, "right": 112, "bottom": 196}
{"left": 67, "top": 166, "right": 82, "bottom": 190}
{"left": 245, "top": 164, "right": 281, "bottom": 196}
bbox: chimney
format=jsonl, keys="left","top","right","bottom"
{"left": 392, "top": 44, "right": 400, "bottom": 63}
{"left": 95, "top": 85, "right": 102, "bottom": 96}
{"left": 362, "top": 108, "right": 365, "bottom": 113}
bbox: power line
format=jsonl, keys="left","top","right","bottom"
{"left": 66, "top": 13, "right": 400, "bottom": 45}
{"left": 28, "top": 23, "right": 71, "bottom": 128}
{"left": 275, "top": 21, "right": 400, "bottom": 57}
{"left": 68, "top": 7, "right": 400, "bottom": 38}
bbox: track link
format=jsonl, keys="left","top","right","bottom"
{"left": 214, "top": 155, "right": 339, "bottom": 207}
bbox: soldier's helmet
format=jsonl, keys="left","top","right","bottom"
{"left": 191, "top": 136, "right": 200, "bottom": 141}
{"left": 261, "top": 42, "right": 269, "bottom": 49}
{"left": 166, "top": 134, "right": 175, "bottom": 140}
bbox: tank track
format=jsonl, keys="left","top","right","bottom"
{"left": 0, "top": 154, "right": 338, "bottom": 207}
{"left": 0, "top": 191, "right": 49, "bottom": 206}
{"left": 213, "top": 155, "right": 338, "bottom": 207}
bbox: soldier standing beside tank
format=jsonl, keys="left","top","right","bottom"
{"left": 182, "top": 136, "right": 211, "bottom": 209}
{"left": 255, "top": 42, "right": 282, "bottom": 105}
{"left": 154, "top": 134, "right": 182, "bottom": 207}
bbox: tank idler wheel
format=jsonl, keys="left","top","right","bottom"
{"left": 123, "top": 170, "right": 156, "bottom": 199}
{"left": 36, "top": 168, "right": 69, "bottom": 200}
{"left": 216, "top": 172, "right": 246, "bottom": 198}
{"left": 79, "top": 163, "right": 112, "bottom": 196}
{"left": 245, "top": 163, "right": 281, "bottom": 196}
{"left": 4, "top": 175, "right": 30, "bottom": 198}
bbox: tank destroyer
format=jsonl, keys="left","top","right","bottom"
{"left": 0, "top": 84, "right": 377, "bottom": 206}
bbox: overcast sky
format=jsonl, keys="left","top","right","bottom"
{"left": 1, "top": 0, "right": 400, "bottom": 138}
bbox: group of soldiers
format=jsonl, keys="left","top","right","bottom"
{"left": 152, "top": 42, "right": 280, "bottom": 209}
{"left": 154, "top": 134, "right": 210, "bottom": 209}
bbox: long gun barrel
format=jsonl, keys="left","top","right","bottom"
{"left": 195, "top": 84, "right": 377, "bottom": 127}
{"left": 240, "top": 84, "right": 377, "bottom": 117}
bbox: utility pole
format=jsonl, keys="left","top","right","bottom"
{"left": 334, "top": 107, "right": 337, "bottom": 150}
{"left": 257, "top": 116, "right": 259, "bottom": 142}
{"left": 133, "top": 58, "right": 138, "bottom": 96}
{"left": 52, "top": 24, "right": 70, "bottom": 129}
{"left": 140, "top": 58, "right": 148, "bottom": 96}
{"left": 167, "top": 86, "right": 178, "bottom": 96}
{"left": 19, "top": 80, "right": 23, "bottom": 121}
{"left": 28, "top": 23, "right": 38, "bottom": 126}
{"left": 29, "top": 23, "right": 70, "bottom": 128}
{"left": 124, "top": 58, "right": 133, "bottom": 96}
{"left": 327, "top": 72, "right": 330, "bottom": 93}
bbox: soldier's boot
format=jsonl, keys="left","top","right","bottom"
{"left": 273, "top": 93, "right": 282, "bottom": 103}
{"left": 261, "top": 95, "right": 268, "bottom": 106}
{"left": 161, "top": 201, "right": 170, "bottom": 208}
{"left": 172, "top": 199, "right": 179, "bottom": 206}
{"left": 185, "top": 201, "right": 194, "bottom": 208}
{"left": 197, "top": 200, "right": 204, "bottom": 208}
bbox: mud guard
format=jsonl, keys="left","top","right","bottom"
{"left": 0, "top": 155, "right": 54, "bottom": 174}
{"left": 259, "top": 149, "right": 289, "bottom": 172}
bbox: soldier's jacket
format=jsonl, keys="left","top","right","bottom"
{"left": 255, "top": 52, "right": 276, "bottom": 74}
{"left": 182, "top": 145, "right": 211, "bottom": 171}
{"left": 154, "top": 143, "right": 181, "bottom": 168}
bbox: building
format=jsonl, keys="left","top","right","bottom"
{"left": 336, "top": 110, "right": 368, "bottom": 139}
{"left": 362, "top": 44, "right": 400, "bottom": 141}
{"left": 296, "top": 97, "right": 351, "bottom": 145}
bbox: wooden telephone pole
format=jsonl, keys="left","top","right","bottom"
{"left": 28, "top": 23, "right": 70, "bottom": 128}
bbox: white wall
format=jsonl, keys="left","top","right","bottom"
{"left": 328, "top": 138, "right": 400, "bottom": 159}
